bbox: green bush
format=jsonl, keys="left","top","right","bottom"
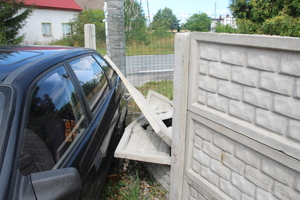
{"left": 230, "top": 0, "right": 300, "bottom": 37}
{"left": 215, "top": 23, "right": 238, "bottom": 33}
{"left": 261, "top": 15, "right": 300, "bottom": 37}
{"left": 185, "top": 12, "right": 211, "bottom": 32}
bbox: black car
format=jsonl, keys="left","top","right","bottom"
{"left": 0, "top": 46, "right": 128, "bottom": 199}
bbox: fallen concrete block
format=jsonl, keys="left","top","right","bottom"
{"left": 114, "top": 115, "right": 171, "bottom": 165}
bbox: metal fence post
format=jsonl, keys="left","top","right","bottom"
{"left": 104, "top": 0, "right": 126, "bottom": 75}
{"left": 84, "top": 24, "right": 96, "bottom": 50}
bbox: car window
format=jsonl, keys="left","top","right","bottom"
{"left": 69, "top": 55, "right": 109, "bottom": 113}
{"left": 19, "top": 66, "right": 87, "bottom": 176}
{"left": 0, "top": 87, "right": 11, "bottom": 168}
{"left": 93, "top": 54, "right": 117, "bottom": 83}
{"left": 0, "top": 93, "right": 5, "bottom": 127}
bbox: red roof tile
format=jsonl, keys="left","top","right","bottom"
{"left": 23, "top": 0, "right": 83, "bottom": 11}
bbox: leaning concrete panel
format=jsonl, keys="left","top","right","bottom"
{"left": 114, "top": 115, "right": 171, "bottom": 165}
{"left": 105, "top": 55, "right": 172, "bottom": 146}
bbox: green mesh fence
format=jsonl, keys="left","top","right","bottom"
{"left": 124, "top": 33, "right": 174, "bottom": 113}
{"left": 96, "top": 14, "right": 178, "bottom": 113}
{"left": 98, "top": 12, "right": 235, "bottom": 112}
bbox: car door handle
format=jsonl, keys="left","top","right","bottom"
{"left": 123, "top": 93, "right": 132, "bottom": 102}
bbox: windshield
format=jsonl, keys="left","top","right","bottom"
{"left": 0, "top": 50, "right": 41, "bottom": 65}
{"left": 0, "top": 86, "right": 12, "bottom": 170}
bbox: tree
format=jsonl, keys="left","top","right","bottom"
{"left": 229, "top": 0, "right": 300, "bottom": 37}
{"left": 152, "top": 8, "right": 179, "bottom": 32}
{"left": 215, "top": 23, "right": 238, "bottom": 33}
{"left": 0, "top": 0, "right": 33, "bottom": 44}
{"left": 185, "top": 12, "right": 211, "bottom": 32}
{"left": 124, "top": 0, "right": 148, "bottom": 44}
{"left": 69, "top": 9, "right": 105, "bottom": 46}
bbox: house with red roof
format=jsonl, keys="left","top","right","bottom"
{"left": 19, "top": 0, "right": 83, "bottom": 45}
{"left": 74, "top": 0, "right": 104, "bottom": 10}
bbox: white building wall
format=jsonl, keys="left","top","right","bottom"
{"left": 19, "top": 8, "right": 79, "bottom": 45}
{"left": 210, "top": 15, "right": 236, "bottom": 32}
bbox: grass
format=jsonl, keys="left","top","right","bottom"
{"left": 128, "top": 80, "right": 173, "bottom": 113}
{"left": 137, "top": 80, "right": 173, "bottom": 100}
{"left": 50, "top": 33, "right": 175, "bottom": 56}
{"left": 125, "top": 35, "right": 175, "bottom": 56}
{"left": 82, "top": 160, "right": 167, "bottom": 200}
{"left": 100, "top": 159, "right": 167, "bottom": 200}
{"left": 116, "top": 172, "right": 140, "bottom": 200}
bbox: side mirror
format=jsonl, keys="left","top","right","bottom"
{"left": 30, "top": 168, "right": 82, "bottom": 200}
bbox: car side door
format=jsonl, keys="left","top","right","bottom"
{"left": 61, "top": 54, "right": 119, "bottom": 184}
{"left": 16, "top": 63, "right": 87, "bottom": 199}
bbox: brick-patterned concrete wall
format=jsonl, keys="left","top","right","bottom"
{"left": 197, "top": 43, "right": 300, "bottom": 149}
{"left": 170, "top": 33, "right": 300, "bottom": 200}
{"left": 146, "top": 163, "right": 170, "bottom": 199}
{"left": 184, "top": 121, "right": 300, "bottom": 199}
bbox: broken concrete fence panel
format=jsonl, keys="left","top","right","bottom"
{"left": 137, "top": 115, "right": 150, "bottom": 127}
{"left": 105, "top": 55, "right": 172, "bottom": 146}
{"left": 146, "top": 90, "right": 173, "bottom": 113}
{"left": 114, "top": 118, "right": 171, "bottom": 165}
{"left": 116, "top": 120, "right": 138, "bottom": 151}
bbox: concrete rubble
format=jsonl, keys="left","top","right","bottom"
{"left": 115, "top": 90, "right": 173, "bottom": 165}
{"left": 105, "top": 55, "right": 173, "bottom": 198}
{"left": 105, "top": 55, "right": 172, "bottom": 146}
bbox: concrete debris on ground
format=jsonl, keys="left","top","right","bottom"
{"left": 105, "top": 55, "right": 172, "bottom": 146}
{"left": 115, "top": 90, "right": 173, "bottom": 165}
{"left": 104, "top": 56, "right": 172, "bottom": 199}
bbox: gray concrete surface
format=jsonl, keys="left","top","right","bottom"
{"left": 171, "top": 32, "right": 300, "bottom": 200}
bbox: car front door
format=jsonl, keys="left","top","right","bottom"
{"left": 17, "top": 53, "right": 123, "bottom": 197}
{"left": 16, "top": 63, "right": 87, "bottom": 199}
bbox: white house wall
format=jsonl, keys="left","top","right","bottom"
{"left": 19, "top": 8, "right": 79, "bottom": 45}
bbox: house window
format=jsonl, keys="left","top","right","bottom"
{"left": 42, "top": 23, "right": 51, "bottom": 36}
{"left": 62, "top": 23, "right": 71, "bottom": 36}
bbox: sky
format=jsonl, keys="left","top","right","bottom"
{"left": 141, "top": 0, "right": 232, "bottom": 20}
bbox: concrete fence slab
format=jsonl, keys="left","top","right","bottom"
{"left": 171, "top": 32, "right": 300, "bottom": 200}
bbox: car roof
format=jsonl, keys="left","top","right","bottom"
{"left": 0, "top": 45, "right": 93, "bottom": 83}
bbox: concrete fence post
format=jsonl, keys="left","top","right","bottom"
{"left": 170, "top": 33, "right": 191, "bottom": 200}
{"left": 84, "top": 24, "right": 96, "bottom": 50}
{"left": 104, "top": 0, "right": 126, "bottom": 75}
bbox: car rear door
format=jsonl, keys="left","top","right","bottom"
{"left": 61, "top": 53, "right": 124, "bottom": 184}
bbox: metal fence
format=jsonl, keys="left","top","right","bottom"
{"left": 94, "top": 12, "right": 234, "bottom": 113}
